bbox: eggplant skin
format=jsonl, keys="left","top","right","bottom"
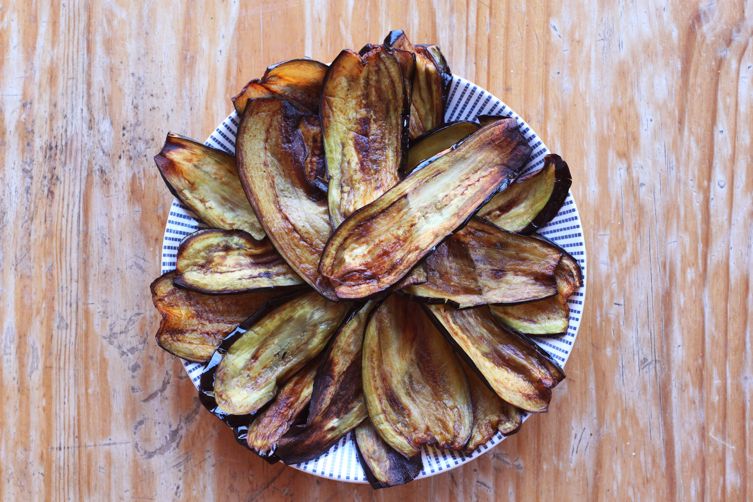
{"left": 426, "top": 304, "right": 565, "bottom": 413}
{"left": 403, "top": 121, "right": 480, "bottom": 175}
{"left": 479, "top": 154, "right": 572, "bottom": 234}
{"left": 236, "top": 97, "right": 337, "bottom": 300}
{"left": 174, "top": 229, "right": 303, "bottom": 294}
{"left": 319, "top": 118, "right": 532, "bottom": 299}
{"left": 150, "top": 272, "right": 278, "bottom": 362}
{"left": 406, "top": 219, "right": 561, "bottom": 308}
{"left": 363, "top": 295, "right": 472, "bottom": 458}
{"left": 233, "top": 58, "right": 328, "bottom": 114}
{"left": 490, "top": 295, "right": 570, "bottom": 336}
{"left": 322, "top": 47, "right": 411, "bottom": 228}
{"left": 154, "top": 133, "right": 265, "bottom": 240}
{"left": 355, "top": 420, "right": 423, "bottom": 489}
{"left": 213, "top": 292, "right": 351, "bottom": 415}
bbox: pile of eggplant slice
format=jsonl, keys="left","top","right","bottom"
{"left": 150, "top": 29, "right": 582, "bottom": 489}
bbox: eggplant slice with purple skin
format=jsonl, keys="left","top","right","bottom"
{"left": 426, "top": 304, "right": 565, "bottom": 413}
{"left": 490, "top": 295, "right": 571, "bottom": 337}
{"left": 363, "top": 295, "right": 472, "bottom": 458}
{"left": 478, "top": 154, "right": 572, "bottom": 234}
{"left": 154, "top": 133, "right": 265, "bottom": 240}
{"left": 319, "top": 118, "right": 532, "bottom": 299}
{"left": 236, "top": 97, "right": 338, "bottom": 300}
{"left": 150, "top": 271, "right": 281, "bottom": 363}
{"left": 233, "top": 58, "right": 328, "bottom": 114}
{"left": 403, "top": 121, "right": 480, "bottom": 175}
{"left": 174, "top": 229, "right": 303, "bottom": 294}
{"left": 355, "top": 420, "right": 423, "bottom": 489}
{"left": 274, "top": 301, "right": 376, "bottom": 464}
{"left": 322, "top": 46, "right": 412, "bottom": 228}
{"left": 213, "top": 291, "right": 351, "bottom": 416}
{"left": 406, "top": 218, "right": 562, "bottom": 308}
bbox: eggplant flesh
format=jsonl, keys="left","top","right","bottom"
{"left": 355, "top": 420, "right": 423, "bottom": 488}
{"left": 427, "top": 304, "right": 565, "bottom": 413}
{"left": 322, "top": 47, "right": 410, "bottom": 227}
{"left": 233, "top": 58, "right": 328, "bottom": 114}
{"left": 363, "top": 295, "right": 472, "bottom": 458}
{"left": 213, "top": 292, "right": 351, "bottom": 415}
{"left": 319, "top": 119, "right": 532, "bottom": 299}
{"left": 406, "top": 219, "right": 561, "bottom": 308}
{"left": 174, "top": 229, "right": 303, "bottom": 293}
{"left": 403, "top": 121, "right": 480, "bottom": 175}
{"left": 490, "top": 295, "right": 570, "bottom": 336}
{"left": 154, "top": 133, "right": 265, "bottom": 240}
{"left": 479, "top": 154, "right": 572, "bottom": 234}
{"left": 150, "top": 272, "right": 279, "bottom": 362}
{"left": 236, "top": 97, "right": 337, "bottom": 300}
{"left": 555, "top": 252, "right": 583, "bottom": 298}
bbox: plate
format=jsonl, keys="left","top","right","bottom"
{"left": 159, "top": 75, "right": 587, "bottom": 483}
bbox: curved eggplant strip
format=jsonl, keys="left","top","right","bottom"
{"left": 490, "top": 295, "right": 570, "bottom": 336}
{"left": 213, "top": 291, "right": 351, "bottom": 415}
{"left": 416, "top": 43, "right": 452, "bottom": 93}
{"left": 150, "top": 271, "right": 280, "bottom": 362}
{"left": 319, "top": 119, "right": 532, "bottom": 299}
{"left": 384, "top": 30, "right": 445, "bottom": 139}
{"left": 479, "top": 154, "right": 572, "bottom": 234}
{"left": 154, "top": 133, "right": 265, "bottom": 240}
{"left": 462, "top": 361, "right": 522, "bottom": 453}
{"left": 236, "top": 97, "right": 337, "bottom": 300}
{"left": 403, "top": 121, "right": 480, "bottom": 175}
{"left": 355, "top": 420, "right": 423, "bottom": 489}
{"left": 556, "top": 252, "right": 583, "bottom": 298}
{"left": 322, "top": 47, "right": 411, "bottom": 228}
{"left": 233, "top": 58, "right": 328, "bottom": 114}
{"left": 406, "top": 219, "right": 561, "bottom": 308}
{"left": 363, "top": 295, "right": 472, "bottom": 458}
{"left": 426, "top": 304, "right": 565, "bottom": 413}
{"left": 174, "top": 229, "right": 303, "bottom": 293}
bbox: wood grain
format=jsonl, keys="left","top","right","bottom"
{"left": 1, "top": 0, "right": 751, "bottom": 500}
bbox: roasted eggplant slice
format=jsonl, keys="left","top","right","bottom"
{"left": 174, "top": 229, "right": 303, "bottom": 293}
{"left": 355, "top": 420, "right": 423, "bottom": 488}
{"left": 245, "top": 359, "right": 318, "bottom": 457}
{"left": 363, "top": 295, "right": 472, "bottom": 458}
{"left": 154, "top": 133, "right": 265, "bottom": 239}
{"left": 490, "top": 295, "right": 570, "bottom": 336}
{"left": 555, "top": 251, "right": 583, "bottom": 298}
{"left": 416, "top": 43, "right": 452, "bottom": 90}
{"left": 150, "top": 272, "right": 279, "bottom": 362}
{"left": 319, "top": 119, "right": 532, "bottom": 299}
{"left": 462, "top": 361, "right": 522, "bottom": 453}
{"left": 213, "top": 291, "right": 351, "bottom": 415}
{"left": 322, "top": 47, "right": 411, "bottom": 227}
{"left": 236, "top": 97, "right": 337, "bottom": 299}
{"left": 427, "top": 304, "right": 565, "bottom": 413}
{"left": 403, "top": 121, "right": 480, "bottom": 174}
{"left": 406, "top": 219, "right": 561, "bottom": 308}
{"left": 233, "top": 58, "right": 328, "bottom": 114}
{"left": 384, "top": 30, "right": 446, "bottom": 139}
{"left": 478, "top": 154, "right": 572, "bottom": 233}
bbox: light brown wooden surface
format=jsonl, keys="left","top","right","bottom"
{"left": 1, "top": 1, "right": 751, "bottom": 500}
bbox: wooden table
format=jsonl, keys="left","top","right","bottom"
{"left": 2, "top": 1, "right": 751, "bottom": 500}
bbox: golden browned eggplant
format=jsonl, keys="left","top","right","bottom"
{"left": 406, "top": 219, "right": 562, "bottom": 308}
{"left": 274, "top": 302, "right": 375, "bottom": 464}
{"left": 384, "top": 30, "right": 447, "bottom": 139}
{"left": 150, "top": 272, "right": 279, "bottom": 362}
{"left": 355, "top": 420, "right": 423, "bottom": 488}
{"left": 479, "top": 154, "right": 572, "bottom": 233}
{"left": 321, "top": 46, "right": 411, "bottom": 227}
{"left": 213, "top": 292, "right": 351, "bottom": 415}
{"left": 363, "top": 295, "right": 472, "bottom": 458}
{"left": 427, "top": 304, "right": 564, "bottom": 413}
{"left": 319, "top": 119, "right": 532, "bottom": 299}
{"left": 236, "top": 97, "right": 337, "bottom": 299}
{"left": 233, "top": 58, "right": 328, "bottom": 114}
{"left": 490, "top": 295, "right": 570, "bottom": 336}
{"left": 154, "top": 133, "right": 265, "bottom": 239}
{"left": 462, "top": 361, "right": 522, "bottom": 453}
{"left": 555, "top": 251, "right": 583, "bottom": 298}
{"left": 403, "top": 121, "right": 480, "bottom": 174}
{"left": 174, "top": 229, "right": 303, "bottom": 293}
{"left": 245, "top": 360, "right": 318, "bottom": 456}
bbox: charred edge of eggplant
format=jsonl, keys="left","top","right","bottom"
{"left": 415, "top": 44, "right": 452, "bottom": 101}
{"left": 354, "top": 427, "right": 424, "bottom": 489}
{"left": 519, "top": 154, "right": 572, "bottom": 234}
{"left": 530, "top": 233, "right": 584, "bottom": 289}
{"left": 263, "top": 57, "right": 328, "bottom": 76}
{"left": 382, "top": 29, "right": 409, "bottom": 49}
{"left": 475, "top": 114, "right": 512, "bottom": 126}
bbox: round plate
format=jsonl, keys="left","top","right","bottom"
{"left": 160, "top": 75, "right": 587, "bottom": 483}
